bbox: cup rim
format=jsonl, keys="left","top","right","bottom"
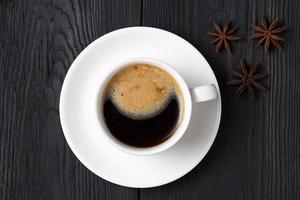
{"left": 96, "top": 57, "right": 192, "bottom": 156}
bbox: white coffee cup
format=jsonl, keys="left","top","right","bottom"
{"left": 96, "top": 57, "right": 218, "bottom": 156}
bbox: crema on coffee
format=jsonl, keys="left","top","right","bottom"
{"left": 102, "top": 64, "right": 184, "bottom": 147}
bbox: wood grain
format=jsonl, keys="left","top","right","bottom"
{"left": 1, "top": 0, "right": 300, "bottom": 200}
{"left": 140, "top": 0, "right": 300, "bottom": 200}
{"left": 0, "top": 0, "right": 140, "bottom": 199}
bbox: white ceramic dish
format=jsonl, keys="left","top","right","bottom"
{"left": 60, "top": 27, "right": 221, "bottom": 188}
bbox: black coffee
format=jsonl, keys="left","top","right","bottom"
{"left": 103, "top": 98, "right": 180, "bottom": 147}
{"left": 102, "top": 64, "right": 184, "bottom": 148}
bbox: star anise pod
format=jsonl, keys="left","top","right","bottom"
{"left": 250, "top": 17, "right": 287, "bottom": 53}
{"left": 207, "top": 21, "right": 242, "bottom": 54}
{"left": 227, "top": 59, "right": 267, "bottom": 100}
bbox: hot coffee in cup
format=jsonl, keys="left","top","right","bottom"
{"left": 103, "top": 64, "right": 184, "bottom": 147}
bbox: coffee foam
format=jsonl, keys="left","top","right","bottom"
{"left": 104, "top": 64, "right": 183, "bottom": 120}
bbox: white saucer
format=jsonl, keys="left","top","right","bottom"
{"left": 59, "top": 27, "right": 221, "bottom": 188}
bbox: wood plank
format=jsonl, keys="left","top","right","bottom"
{"left": 140, "top": 0, "right": 300, "bottom": 199}
{"left": 0, "top": 0, "right": 140, "bottom": 199}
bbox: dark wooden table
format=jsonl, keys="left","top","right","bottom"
{"left": 1, "top": 0, "right": 300, "bottom": 199}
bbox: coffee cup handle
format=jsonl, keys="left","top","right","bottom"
{"left": 189, "top": 84, "right": 218, "bottom": 102}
